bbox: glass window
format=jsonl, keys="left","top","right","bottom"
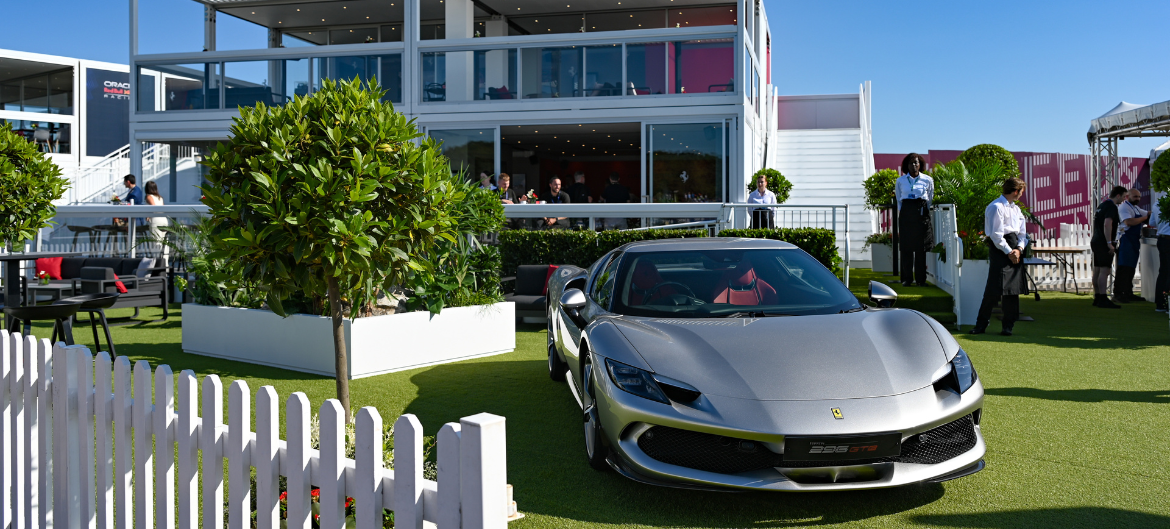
{"left": 420, "top": 23, "right": 446, "bottom": 40}
{"left": 420, "top": 52, "right": 446, "bottom": 101}
{"left": 428, "top": 128, "right": 495, "bottom": 179}
{"left": 626, "top": 43, "right": 666, "bottom": 95}
{"left": 315, "top": 55, "right": 375, "bottom": 89}
{"left": 590, "top": 252, "right": 622, "bottom": 308}
{"left": 650, "top": 123, "right": 724, "bottom": 203}
{"left": 329, "top": 27, "right": 379, "bottom": 45}
{"left": 48, "top": 71, "right": 73, "bottom": 115}
{"left": 586, "top": 10, "right": 664, "bottom": 32}
{"left": 378, "top": 55, "right": 402, "bottom": 104}
{"left": 520, "top": 46, "right": 583, "bottom": 99}
{"left": 475, "top": 49, "right": 517, "bottom": 100}
{"left": 162, "top": 63, "right": 221, "bottom": 110}
{"left": 584, "top": 45, "right": 621, "bottom": 97}
{"left": 668, "top": 6, "right": 737, "bottom": 28}
{"left": 282, "top": 31, "right": 324, "bottom": 47}
{"left": 670, "top": 39, "right": 735, "bottom": 94}
{"left": 509, "top": 14, "right": 584, "bottom": 35}
{"left": 22, "top": 76, "right": 49, "bottom": 113}
{"left": 0, "top": 120, "right": 71, "bottom": 154}
{"left": 380, "top": 24, "right": 403, "bottom": 42}
{"left": 1, "top": 81, "right": 19, "bottom": 111}
{"left": 224, "top": 61, "right": 277, "bottom": 109}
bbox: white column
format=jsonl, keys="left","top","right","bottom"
{"left": 130, "top": 141, "right": 143, "bottom": 182}
{"left": 204, "top": 6, "right": 217, "bottom": 52}
{"left": 483, "top": 17, "right": 508, "bottom": 93}
{"left": 445, "top": 0, "right": 474, "bottom": 102}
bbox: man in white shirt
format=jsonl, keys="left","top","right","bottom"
{"left": 971, "top": 178, "right": 1028, "bottom": 336}
{"left": 894, "top": 153, "right": 935, "bottom": 286}
{"left": 1114, "top": 188, "right": 1149, "bottom": 303}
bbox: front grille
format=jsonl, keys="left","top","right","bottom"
{"left": 636, "top": 414, "right": 978, "bottom": 475}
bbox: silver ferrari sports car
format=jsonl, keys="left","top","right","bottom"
{"left": 546, "top": 237, "right": 985, "bottom": 491}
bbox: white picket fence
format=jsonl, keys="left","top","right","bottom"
{"left": 1030, "top": 223, "right": 1142, "bottom": 291}
{"left": 0, "top": 330, "right": 511, "bottom": 529}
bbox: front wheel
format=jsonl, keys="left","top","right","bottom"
{"left": 548, "top": 342, "right": 567, "bottom": 382}
{"left": 582, "top": 362, "right": 609, "bottom": 471}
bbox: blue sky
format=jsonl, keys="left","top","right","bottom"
{"left": 5, "top": 0, "right": 1167, "bottom": 157}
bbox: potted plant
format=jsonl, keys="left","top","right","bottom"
{"left": 862, "top": 168, "right": 898, "bottom": 271}
{"left": 0, "top": 122, "right": 69, "bottom": 252}
{"left": 188, "top": 78, "right": 508, "bottom": 420}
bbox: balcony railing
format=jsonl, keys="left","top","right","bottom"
{"left": 417, "top": 26, "right": 737, "bottom": 104}
{"left": 135, "top": 44, "right": 405, "bottom": 113}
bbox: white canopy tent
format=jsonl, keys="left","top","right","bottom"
{"left": 1087, "top": 99, "right": 1170, "bottom": 204}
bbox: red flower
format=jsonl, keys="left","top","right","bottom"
{"left": 310, "top": 488, "right": 320, "bottom": 499}
{"left": 346, "top": 497, "right": 354, "bottom": 508}
{"left": 279, "top": 491, "right": 287, "bottom": 502}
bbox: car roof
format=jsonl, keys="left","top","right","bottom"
{"left": 618, "top": 237, "right": 798, "bottom": 253}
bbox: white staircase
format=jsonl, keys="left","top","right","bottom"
{"left": 63, "top": 143, "right": 198, "bottom": 204}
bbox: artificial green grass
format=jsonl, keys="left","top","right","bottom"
{"left": 21, "top": 283, "right": 1170, "bottom": 528}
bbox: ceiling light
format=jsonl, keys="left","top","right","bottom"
{"left": 296, "top": 8, "right": 300, "bottom": 11}
{"left": 251, "top": 11, "right": 255, "bottom": 14}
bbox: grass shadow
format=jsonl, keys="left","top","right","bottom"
{"left": 985, "top": 387, "right": 1170, "bottom": 404}
{"left": 910, "top": 506, "right": 1170, "bottom": 528}
{"left": 403, "top": 356, "right": 948, "bottom": 528}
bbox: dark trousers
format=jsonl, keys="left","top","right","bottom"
{"left": 1156, "top": 238, "right": 1170, "bottom": 309}
{"left": 900, "top": 249, "right": 927, "bottom": 284}
{"left": 976, "top": 289, "right": 1019, "bottom": 330}
{"left": 1115, "top": 265, "right": 1136, "bottom": 299}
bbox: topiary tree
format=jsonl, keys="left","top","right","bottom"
{"left": 200, "top": 78, "right": 494, "bottom": 420}
{"left": 0, "top": 123, "right": 69, "bottom": 249}
{"left": 957, "top": 144, "right": 1020, "bottom": 180}
{"left": 746, "top": 168, "right": 793, "bottom": 203}
{"left": 863, "top": 168, "right": 899, "bottom": 210}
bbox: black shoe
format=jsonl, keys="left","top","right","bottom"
{"left": 901, "top": 281, "right": 913, "bottom": 287}
{"left": 1092, "top": 295, "right": 1103, "bottom": 307}
{"left": 1099, "top": 298, "right": 1121, "bottom": 309}
{"left": 999, "top": 328, "right": 1013, "bottom": 336}
{"left": 968, "top": 327, "right": 986, "bottom": 335}
{"left": 915, "top": 282, "right": 929, "bottom": 287}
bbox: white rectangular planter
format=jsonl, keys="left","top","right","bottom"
{"left": 870, "top": 243, "right": 893, "bottom": 273}
{"left": 957, "top": 259, "right": 989, "bottom": 326}
{"left": 182, "top": 302, "right": 516, "bottom": 379}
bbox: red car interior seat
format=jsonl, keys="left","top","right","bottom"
{"left": 629, "top": 260, "right": 676, "bottom": 305}
{"left": 712, "top": 259, "right": 778, "bottom": 306}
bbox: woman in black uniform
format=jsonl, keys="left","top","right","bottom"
{"left": 895, "top": 153, "right": 934, "bottom": 286}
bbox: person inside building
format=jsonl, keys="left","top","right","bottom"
{"left": 599, "top": 171, "right": 631, "bottom": 230}
{"left": 894, "top": 153, "right": 934, "bottom": 286}
{"left": 566, "top": 171, "right": 594, "bottom": 229}
{"left": 1155, "top": 202, "right": 1170, "bottom": 313}
{"left": 1090, "top": 186, "right": 1126, "bottom": 308}
{"left": 542, "top": 176, "right": 571, "bottom": 230}
{"left": 123, "top": 174, "right": 144, "bottom": 205}
{"left": 747, "top": 172, "right": 776, "bottom": 229}
{"left": 477, "top": 172, "right": 496, "bottom": 191}
{"left": 497, "top": 173, "right": 520, "bottom": 204}
{"left": 1114, "top": 187, "right": 1149, "bottom": 303}
{"left": 971, "top": 177, "right": 1028, "bottom": 337}
{"left": 144, "top": 181, "right": 170, "bottom": 261}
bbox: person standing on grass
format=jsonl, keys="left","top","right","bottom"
{"left": 971, "top": 177, "right": 1028, "bottom": 337}
{"left": 895, "top": 153, "right": 934, "bottom": 287}
{"left": 1091, "top": 186, "right": 1126, "bottom": 309}
{"left": 1153, "top": 200, "right": 1170, "bottom": 313}
{"left": 1114, "top": 188, "right": 1149, "bottom": 303}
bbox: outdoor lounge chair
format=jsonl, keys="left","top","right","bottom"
{"left": 503, "top": 264, "right": 558, "bottom": 322}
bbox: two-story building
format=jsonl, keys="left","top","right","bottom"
{"left": 129, "top": 0, "right": 875, "bottom": 262}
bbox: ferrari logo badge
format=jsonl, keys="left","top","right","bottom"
{"left": 831, "top": 408, "right": 843, "bottom": 419}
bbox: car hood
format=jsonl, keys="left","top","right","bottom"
{"left": 609, "top": 310, "right": 949, "bottom": 401}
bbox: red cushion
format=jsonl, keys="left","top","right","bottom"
{"left": 542, "top": 265, "right": 559, "bottom": 296}
{"left": 712, "top": 261, "right": 779, "bottom": 306}
{"left": 114, "top": 280, "right": 129, "bottom": 294}
{"left": 35, "top": 257, "right": 63, "bottom": 280}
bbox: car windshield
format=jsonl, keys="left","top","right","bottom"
{"left": 610, "top": 248, "right": 861, "bottom": 317}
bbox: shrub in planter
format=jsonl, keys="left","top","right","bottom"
{"left": 499, "top": 229, "right": 707, "bottom": 276}
{"left": 719, "top": 228, "right": 841, "bottom": 276}
{"left": 0, "top": 122, "right": 69, "bottom": 247}
{"left": 200, "top": 78, "right": 499, "bottom": 419}
{"left": 745, "top": 168, "right": 793, "bottom": 203}
{"left": 864, "top": 232, "right": 892, "bottom": 248}
{"left": 932, "top": 159, "right": 1007, "bottom": 260}
{"left": 863, "top": 168, "right": 899, "bottom": 210}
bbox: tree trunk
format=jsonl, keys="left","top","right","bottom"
{"left": 327, "top": 275, "right": 352, "bottom": 423}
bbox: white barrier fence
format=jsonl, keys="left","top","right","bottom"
{"left": 0, "top": 330, "right": 511, "bottom": 529}
{"left": 1028, "top": 223, "right": 1143, "bottom": 291}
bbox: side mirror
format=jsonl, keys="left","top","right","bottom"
{"left": 559, "top": 288, "right": 588, "bottom": 310}
{"left": 868, "top": 281, "right": 898, "bottom": 308}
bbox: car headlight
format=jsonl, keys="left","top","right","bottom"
{"left": 933, "top": 349, "right": 978, "bottom": 395}
{"left": 605, "top": 359, "right": 670, "bottom": 404}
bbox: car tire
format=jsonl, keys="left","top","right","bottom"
{"left": 582, "top": 361, "right": 610, "bottom": 471}
{"left": 548, "top": 342, "right": 567, "bottom": 382}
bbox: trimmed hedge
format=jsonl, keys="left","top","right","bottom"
{"left": 499, "top": 227, "right": 842, "bottom": 278}
{"left": 720, "top": 228, "right": 842, "bottom": 276}
{"left": 499, "top": 229, "right": 708, "bottom": 275}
